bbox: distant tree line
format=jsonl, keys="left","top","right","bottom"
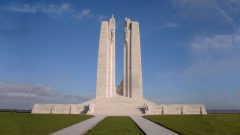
{"left": 0, "top": 109, "right": 31, "bottom": 113}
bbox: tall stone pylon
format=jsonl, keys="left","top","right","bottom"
{"left": 96, "top": 16, "right": 116, "bottom": 99}
{"left": 123, "top": 18, "right": 143, "bottom": 99}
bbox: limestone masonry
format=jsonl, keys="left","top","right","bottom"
{"left": 96, "top": 16, "right": 116, "bottom": 99}
{"left": 32, "top": 16, "right": 207, "bottom": 115}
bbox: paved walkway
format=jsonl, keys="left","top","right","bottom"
{"left": 50, "top": 116, "right": 106, "bottom": 135}
{"left": 131, "top": 116, "right": 178, "bottom": 135}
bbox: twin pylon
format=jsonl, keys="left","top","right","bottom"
{"left": 96, "top": 16, "right": 143, "bottom": 99}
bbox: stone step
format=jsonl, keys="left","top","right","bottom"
{"left": 92, "top": 101, "right": 144, "bottom": 115}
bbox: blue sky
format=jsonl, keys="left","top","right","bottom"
{"left": 0, "top": 0, "right": 240, "bottom": 110}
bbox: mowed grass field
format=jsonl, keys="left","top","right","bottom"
{"left": 0, "top": 112, "right": 92, "bottom": 135}
{"left": 145, "top": 114, "right": 240, "bottom": 135}
{"left": 85, "top": 116, "right": 144, "bottom": 135}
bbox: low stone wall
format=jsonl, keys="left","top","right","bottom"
{"left": 182, "top": 105, "right": 200, "bottom": 114}
{"left": 70, "top": 104, "right": 86, "bottom": 114}
{"left": 51, "top": 104, "right": 71, "bottom": 114}
{"left": 32, "top": 104, "right": 52, "bottom": 114}
{"left": 162, "top": 105, "right": 182, "bottom": 114}
{"left": 32, "top": 104, "right": 87, "bottom": 114}
{"left": 160, "top": 104, "right": 207, "bottom": 115}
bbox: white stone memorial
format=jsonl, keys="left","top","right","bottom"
{"left": 32, "top": 16, "right": 207, "bottom": 115}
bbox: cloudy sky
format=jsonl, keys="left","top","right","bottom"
{"left": 0, "top": 0, "right": 240, "bottom": 110}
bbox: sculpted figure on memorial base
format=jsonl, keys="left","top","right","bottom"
{"left": 109, "top": 15, "right": 116, "bottom": 43}
{"left": 88, "top": 102, "right": 94, "bottom": 113}
{"left": 124, "top": 18, "right": 130, "bottom": 47}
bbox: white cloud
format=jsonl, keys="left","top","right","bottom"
{"left": 191, "top": 31, "right": 240, "bottom": 55}
{"left": 153, "top": 31, "right": 240, "bottom": 109}
{"left": 6, "top": 4, "right": 37, "bottom": 13}
{"left": 192, "top": 35, "right": 233, "bottom": 51}
{"left": 71, "top": 9, "right": 91, "bottom": 20}
{"left": 5, "top": 3, "right": 72, "bottom": 14}
{"left": 228, "top": 0, "right": 240, "bottom": 5}
{"left": 187, "top": 31, "right": 240, "bottom": 82}
{"left": 42, "top": 3, "right": 71, "bottom": 14}
{"left": 179, "top": 31, "right": 240, "bottom": 80}
{"left": 160, "top": 31, "right": 240, "bottom": 82}
{"left": 0, "top": 82, "right": 91, "bottom": 109}
{"left": 174, "top": 0, "right": 215, "bottom": 7}
{"left": 3, "top": 3, "right": 95, "bottom": 22}
{"left": 97, "top": 15, "right": 106, "bottom": 21}
{"left": 171, "top": 0, "right": 235, "bottom": 24}
{"left": 161, "top": 22, "right": 179, "bottom": 28}
{"left": 0, "top": 83, "right": 57, "bottom": 99}
{"left": 63, "top": 94, "right": 90, "bottom": 101}
{"left": 216, "top": 7, "right": 234, "bottom": 23}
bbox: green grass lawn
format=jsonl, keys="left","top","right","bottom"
{"left": 85, "top": 116, "right": 144, "bottom": 135}
{"left": 145, "top": 114, "right": 240, "bottom": 135}
{"left": 0, "top": 112, "right": 92, "bottom": 135}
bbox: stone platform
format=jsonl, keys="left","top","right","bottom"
{"left": 32, "top": 96, "right": 207, "bottom": 115}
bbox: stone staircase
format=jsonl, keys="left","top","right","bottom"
{"left": 89, "top": 97, "right": 146, "bottom": 116}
